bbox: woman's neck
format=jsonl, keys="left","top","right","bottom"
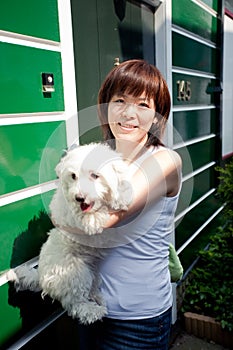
{"left": 115, "top": 136, "right": 148, "bottom": 163}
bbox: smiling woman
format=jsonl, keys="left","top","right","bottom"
{"left": 98, "top": 59, "right": 171, "bottom": 150}
{"left": 76, "top": 59, "right": 182, "bottom": 350}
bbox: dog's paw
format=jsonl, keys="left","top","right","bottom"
{"left": 68, "top": 301, "right": 107, "bottom": 324}
{"left": 81, "top": 215, "right": 106, "bottom": 235}
{"left": 77, "top": 302, "right": 107, "bottom": 325}
{"left": 5, "top": 269, "right": 18, "bottom": 282}
{"left": 91, "top": 292, "right": 106, "bottom": 307}
{"left": 12, "top": 265, "right": 41, "bottom": 292}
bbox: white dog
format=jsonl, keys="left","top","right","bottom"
{"left": 8, "top": 143, "right": 132, "bottom": 324}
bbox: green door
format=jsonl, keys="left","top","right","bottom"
{"left": 71, "top": 0, "right": 156, "bottom": 143}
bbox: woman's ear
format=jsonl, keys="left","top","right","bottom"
{"left": 153, "top": 111, "right": 161, "bottom": 124}
{"left": 152, "top": 117, "right": 158, "bottom": 130}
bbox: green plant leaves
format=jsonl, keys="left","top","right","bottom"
{"left": 182, "top": 159, "right": 233, "bottom": 332}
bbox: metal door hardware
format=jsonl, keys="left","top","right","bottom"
{"left": 42, "top": 73, "right": 55, "bottom": 93}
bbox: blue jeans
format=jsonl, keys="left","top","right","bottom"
{"left": 77, "top": 307, "right": 172, "bottom": 350}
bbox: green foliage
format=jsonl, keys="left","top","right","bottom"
{"left": 215, "top": 159, "right": 233, "bottom": 224}
{"left": 182, "top": 159, "right": 233, "bottom": 332}
{"left": 182, "top": 227, "right": 233, "bottom": 332}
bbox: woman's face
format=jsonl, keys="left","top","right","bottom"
{"left": 108, "top": 92, "right": 156, "bottom": 145}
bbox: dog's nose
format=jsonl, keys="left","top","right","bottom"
{"left": 75, "top": 195, "right": 85, "bottom": 203}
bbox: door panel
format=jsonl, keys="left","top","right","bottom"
{"left": 71, "top": 0, "right": 155, "bottom": 143}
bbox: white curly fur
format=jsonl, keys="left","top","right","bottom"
{"left": 8, "top": 143, "right": 132, "bottom": 324}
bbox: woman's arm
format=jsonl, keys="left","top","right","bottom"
{"left": 105, "top": 148, "right": 182, "bottom": 228}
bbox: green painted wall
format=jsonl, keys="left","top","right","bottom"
{"left": 0, "top": 284, "right": 21, "bottom": 348}
{"left": 173, "top": 109, "right": 217, "bottom": 143}
{"left": 0, "top": 0, "right": 68, "bottom": 347}
{"left": 201, "top": 0, "right": 219, "bottom": 11}
{"left": 172, "top": 0, "right": 220, "bottom": 43}
{"left": 0, "top": 122, "right": 66, "bottom": 195}
{"left": 177, "top": 166, "right": 216, "bottom": 215}
{"left": 178, "top": 212, "right": 223, "bottom": 270}
{"left": 0, "top": 43, "right": 64, "bottom": 114}
{"left": 0, "top": 195, "right": 54, "bottom": 346}
{"left": 177, "top": 138, "right": 216, "bottom": 175}
{"left": 173, "top": 73, "right": 218, "bottom": 106}
{"left": 176, "top": 193, "right": 220, "bottom": 249}
{"left": 0, "top": 0, "right": 60, "bottom": 41}
{"left": 172, "top": 0, "right": 223, "bottom": 270}
{"left": 172, "top": 32, "right": 219, "bottom": 75}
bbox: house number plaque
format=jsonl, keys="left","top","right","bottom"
{"left": 177, "top": 80, "right": 191, "bottom": 101}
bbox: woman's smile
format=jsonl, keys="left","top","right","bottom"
{"left": 108, "top": 93, "right": 156, "bottom": 145}
{"left": 118, "top": 122, "right": 138, "bottom": 130}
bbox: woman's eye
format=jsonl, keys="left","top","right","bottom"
{"left": 114, "top": 98, "right": 124, "bottom": 104}
{"left": 90, "top": 173, "right": 99, "bottom": 180}
{"left": 71, "top": 173, "right": 76, "bottom": 180}
{"left": 139, "top": 102, "right": 150, "bottom": 108}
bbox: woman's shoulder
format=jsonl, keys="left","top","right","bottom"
{"left": 150, "top": 146, "right": 182, "bottom": 196}
{"left": 151, "top": 146, "right": 182, "bottom": 169}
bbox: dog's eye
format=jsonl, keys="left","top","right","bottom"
{"left": 90, "top": 173, "right": 99, "bottom": 180}
{"left": 71, "top": 173, "right": 76, "bottom": 180}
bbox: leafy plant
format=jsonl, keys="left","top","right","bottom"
{"left": 181, "top": 227, "right": 233, "bottom": 332}
{"left": 181, "top": 159, "right": 233, "bottom": 332}
{"left": 215, "top": 159, "right": 233, "bottom": 225}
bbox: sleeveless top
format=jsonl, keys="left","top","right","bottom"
{"left": 99, "top": 146, "right": 181, "bottom": 320}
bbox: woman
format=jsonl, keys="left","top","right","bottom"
{"left": 79, "top": 59, "right": 182, "bottom": 350}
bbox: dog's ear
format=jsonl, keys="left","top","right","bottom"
{"left": 99, "top": 163, "right": 120, "bottom": 195}
{"left": 55, "top": 154, "right": 67, "bottom": 178}
{"left": 111, "top": 162, "right": 133, "bottom": 209}
{"left": 100, "top": 161, "right": 132, "bottom": 210}
{"left": 54, "top": 149, "right": 69, "bottom": 178}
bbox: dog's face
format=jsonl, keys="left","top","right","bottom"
{"left": 55, "top": 144, "right": 130, "bottom": 216}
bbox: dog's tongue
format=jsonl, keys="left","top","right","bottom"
{"left": 80, "top": 202, "right": 93, "bottom": 212}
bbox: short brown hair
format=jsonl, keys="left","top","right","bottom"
{"left": 98, "top": 59, "right": 171, "bottom": 147}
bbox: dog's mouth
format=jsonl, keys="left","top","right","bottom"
{"left": 80, "top": 201, "right": 94, "bottom": 212}
{"left": 75, "top": 196, "right": 94, "bottom": 212}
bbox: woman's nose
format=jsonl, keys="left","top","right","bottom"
{"left": 122, "top": 103, "right": 137, "bottom": 117}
